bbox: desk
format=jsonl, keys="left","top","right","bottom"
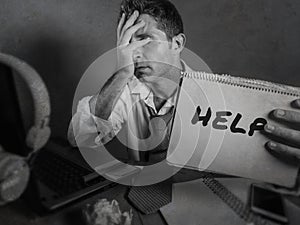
{"left": 0, "top": 185, "right": 165, "bottom": 225}
{"left": 164, "top": 173, "right": 300, "bottom": 225}
{"left": 1, "top": 172, "right": 300, "bottom": 225}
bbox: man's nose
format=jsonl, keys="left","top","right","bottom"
{"left": 132, "top": 46, "right": 143, "bottom": 61}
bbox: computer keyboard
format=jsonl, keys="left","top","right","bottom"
{"left": 31, "top": 144, "right": 115, "bottom": 211}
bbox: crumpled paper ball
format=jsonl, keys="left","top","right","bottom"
{"left": 83, "top": 199, "right": 133, "bottom": 225}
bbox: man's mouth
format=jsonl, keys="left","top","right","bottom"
{"left": 136, "top": 66, "right": 149, "bottom": 70}
{"left": 135, "top": 64, "right": 151, "bottom": 72}
{"left": 134, "top": 65, "right": 151, "bottom": 78}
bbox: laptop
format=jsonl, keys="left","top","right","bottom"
{"left": 0, "top": 64, "right": 115, "bottom": 213}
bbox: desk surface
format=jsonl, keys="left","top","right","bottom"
{"left": 0, "top": 184, "right": 166, "bottom": 225}
{"left": 1, "top": 173, "right": 300, "bottom": 225}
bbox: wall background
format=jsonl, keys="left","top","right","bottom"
{"left": 0, "top": 0, "right": 299, "bottom": 139}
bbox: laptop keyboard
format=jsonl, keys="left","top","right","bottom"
{"left": 32, "top": 148, "right": 114, "bottom": 210}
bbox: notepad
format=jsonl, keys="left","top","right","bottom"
{"left": 160, "top": 178, "right": 252, "bottom": 225}
{"left": 167, "top": 72, "right": 300, "bottom": 187}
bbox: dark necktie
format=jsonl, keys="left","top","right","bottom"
{"left": 127, "top": 104, "right": 174, "bottom": 214}
{"left": 139, "top": 104, "right": 174, "bottom": 163}
{"left": 127, "top": 179, "right": 172, "bottom": 215}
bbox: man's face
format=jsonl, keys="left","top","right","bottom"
{"left": 131, "top": 14, "right": 179, "bottom": 83}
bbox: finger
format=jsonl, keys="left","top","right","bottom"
{"left": 266, "top": 141, "right": 300, "bottom": 160}
{"left": 292, "top": 99, "right": 300, "bottom": 109}
{"left": 120, "top": 10, "right": 139, "bottom": 40}
{"left": 119, "top": 21, "right": 146, "bottom": 45}
{"left": 117, "top": 13, "right": 126, "bottom": 42}
{"left": 127, "top": 38, "right": 151, "bottom": 51}
{"left": 264, "top": 124, "right": 300, "bottom": 145}
{"left": 272, "top": 109, "right": 300, "bottom": 125}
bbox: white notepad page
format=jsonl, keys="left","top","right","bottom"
{"left": 167, "top": 72, "right": 300, "bottom": 187}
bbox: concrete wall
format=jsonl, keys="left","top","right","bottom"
{"left": 1, "top": 0, "right": 299, "bottom": 139}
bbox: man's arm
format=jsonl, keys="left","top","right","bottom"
{"left": 89, "top": 71, "right": 131, "bottom": 120}
{"left": 90, "top": 10, "right": 149, "bottom": 120}
{"left": 68, "top": 10, "right": 150, "bottom": 147}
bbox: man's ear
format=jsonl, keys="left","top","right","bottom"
{"left": 172, "top": 33, "right": 186, "bottom": 52}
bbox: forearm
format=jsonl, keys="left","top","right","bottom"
{"left": 90, "top": 70, "right": 131, "bottom": 120}
{"left": 68, "top": 94, "right": 124, "bottom": 148}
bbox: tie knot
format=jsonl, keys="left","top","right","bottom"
{"left": 148, "top": 106, "right": 174, "bottom": 132}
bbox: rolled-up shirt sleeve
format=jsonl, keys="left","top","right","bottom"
{"left": 70, "top": 86, "right": 129, "bottom": 148}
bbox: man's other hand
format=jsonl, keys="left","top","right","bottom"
{"left": 264, "top": 99, "right": 300, "bottom": 161}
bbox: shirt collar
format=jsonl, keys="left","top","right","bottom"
{"left": 130, "top": 78, "right": 150, "bottom": 99}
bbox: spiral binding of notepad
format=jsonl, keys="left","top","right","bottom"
{"left": 181, "top": 71, "right": 300, "bottom": 97}
{"left": 202, "top": 174, "right": 276, "bottom": 225}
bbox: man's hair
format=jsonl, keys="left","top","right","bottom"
{"left": 118, "top": 0, "right": 184, "bottom": 41}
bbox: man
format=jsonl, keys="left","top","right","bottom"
{"left": 69, "top": 0, "right": 300, "bottom": 167}
{"left": 69, "top": 0, "right": 187, "bottom": 163}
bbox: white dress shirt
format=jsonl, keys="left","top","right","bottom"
{"left": 69, "top": 61, "right": 193, "bottom": 153}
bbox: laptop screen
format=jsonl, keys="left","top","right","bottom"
{"left": 0, "top": 64, "right": 29, "bottom": 156}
